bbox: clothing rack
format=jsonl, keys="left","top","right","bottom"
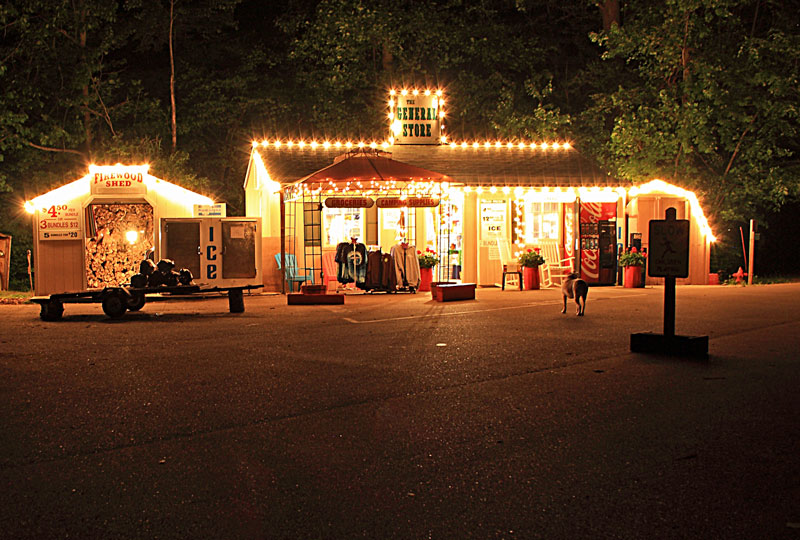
{"left": 363, "top": 248, "right": 398, "bottom": 294}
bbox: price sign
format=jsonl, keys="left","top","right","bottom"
{"left": 38, "top": 203, "right": 81, "bottom": 240}
{"left": 648, "top": 210, "right": 689, "bottom": 278}
{"left": 480, "top": 200, "right": 506, "bottom": 259}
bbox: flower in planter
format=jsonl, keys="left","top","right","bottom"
{"left": 619, "top": 247, "right": 646, "bottom": 267}
{"left": 518, "top": 248, "right": 545, "bottom": 267}
{"left": 417, "top": 248, "right": 440, "bottom": 269}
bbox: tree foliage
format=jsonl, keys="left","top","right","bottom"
{"left": 580, "top": 0, "right": 800, "bottom": 223}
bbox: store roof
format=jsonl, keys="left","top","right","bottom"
{"left": 253, "top": 143, "right": 622, "bottom": 187}
{"left": 292, "top": 150, "right": 451, "bottom": 185}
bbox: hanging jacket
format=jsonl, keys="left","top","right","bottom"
{"left": 336, "top": 242, "right": 353, "bottom": 283}
{"left": 390, "top": 243, "right": 421, "bottom": 288}
{"left": 364, "top": 250, "right": 384, "bottom": 290}
{"left": 336, "top": 242, "right": 367, "bottom": 284}
{"left": 380, "top": 252, "right": 397, "bottom": 291}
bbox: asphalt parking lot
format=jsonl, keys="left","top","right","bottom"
{"left": 1, "top": 284, "right": 799, "bottom": 539}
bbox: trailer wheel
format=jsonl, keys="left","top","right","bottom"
{"left": 102, "top": 293, "right": 127, "bottom": 319}
{"left": 39, "top": 301, "right": 64, "bottom": 321}
{"left": 126, "top": 294, "right": 146, "bottom": 312}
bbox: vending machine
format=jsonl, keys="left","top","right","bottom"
{"left": 579, "top": 202, "right": 617, "bottom": 285}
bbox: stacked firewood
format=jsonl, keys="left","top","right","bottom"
{"left": 85, "top": 204, "right": 154, "bottom": 289}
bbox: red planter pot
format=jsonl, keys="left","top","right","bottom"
{"left": 418, "top": 267, "right": 433, "bottom": 291}
{"left": 624, "top": 265, "right": 643, "bottom": 288}
{"left": 523, "top": 266, "right": 540, "bottom": 290}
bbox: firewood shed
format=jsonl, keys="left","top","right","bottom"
{"left": 24, "top": 164, "right": 218, "bottom": 296}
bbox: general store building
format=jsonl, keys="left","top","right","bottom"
{"left": 244, "top": 89, "right": 715, "bottom": 293}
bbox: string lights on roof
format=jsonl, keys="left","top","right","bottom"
{"left": 251, "top": 138, "right": 573, "bottom": 151}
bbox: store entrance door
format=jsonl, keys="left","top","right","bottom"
{"left": 436, "top": 192, "right": 464, "bottom": 282}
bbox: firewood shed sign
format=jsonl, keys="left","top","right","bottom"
{"left": 38, "top": 203, "right": 81, "bottom": 240}
{"left": 648, "top": 209, "right": 690, "bottom": 278}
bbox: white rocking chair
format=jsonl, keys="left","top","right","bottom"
{"left": 537, "top": 240, "right": 574, "bottom": 288}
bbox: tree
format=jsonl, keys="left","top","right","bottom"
{"left": 279, "top": 0, "right": 582, "bottom": 140}
{"left": 580, "top": 0, "right": 800, "bottom": 224}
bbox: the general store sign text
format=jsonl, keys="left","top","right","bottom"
{"left": 391, "top": 92, "right": 441, "bottom": 145}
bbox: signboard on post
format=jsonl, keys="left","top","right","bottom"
{"left": 648, "top": 212, "right": 690, "bottom": 278}
{"left": 630, "top": 207, "right": 708, "bottom": 357}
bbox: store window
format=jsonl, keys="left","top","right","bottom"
{"left": 379, "top": 207, "right": 415, "bottom": 247}
{"left": 524, "top": 201, "right": 559, "bottom": 243}
{"left": 303, "top": 202, "right": 321, "bottom": 247}
{"left": 323, "top": 207, "right": 363, "bottom": 247}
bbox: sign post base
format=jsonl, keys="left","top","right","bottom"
{"left": 630, "top": 332, "right": 708, "bottom": 359}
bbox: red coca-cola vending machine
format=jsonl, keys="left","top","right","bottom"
{"left": 579, "top": 202, "right": 617, "bottom": 285}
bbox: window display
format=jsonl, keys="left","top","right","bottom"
{"left": 324, "top": 207, "right": 363, "bottom": 247}
{"left": 524, "top": 201, "right": 559, "bottom": 243}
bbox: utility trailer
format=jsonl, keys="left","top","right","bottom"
{"left": 31, "top": 284, "right": 262, "bottom": 321}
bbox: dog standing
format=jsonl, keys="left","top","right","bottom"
{"left": 561, "top": 272, "right": 588, "bottom": 316}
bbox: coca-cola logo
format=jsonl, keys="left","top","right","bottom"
{"left": 581, "top": 249, "right": 599, "bottom": 280}
{"left": 580, "top": 202, "right": 616, "bottom": 223}
{"left": 564, "top": 213, "right": 574, "bottom": 259}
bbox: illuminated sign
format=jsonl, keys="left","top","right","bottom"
{"left": 325, "top": 197, "right": 375, "bottom": 208}
{"left": 38, "top": 203, "right": 81, "bottom": 240}
{"left": 376, "top": 197, "right": 440, "bottom": 208}
{"left": 389, "top": 90, "right": 443, "bottom": 145}
{"left": 89, "top": 165, "right": 148, "bottom": 195}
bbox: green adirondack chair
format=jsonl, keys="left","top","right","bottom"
{"left": 274, "top": 253, "right": 312, "bottom": 292}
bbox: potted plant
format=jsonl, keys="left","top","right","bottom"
{"left": 619, "top": 247, "right": 646, "bottom": 288}
{"left": 518, "top": 248, "right": 545, "bottom": 290}
{"left": 417, "top": 248, "right": 439, "bottom": 291}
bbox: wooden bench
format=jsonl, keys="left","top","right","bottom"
{"left": 432, "top": 282, "right": 476, "bottom": 302}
